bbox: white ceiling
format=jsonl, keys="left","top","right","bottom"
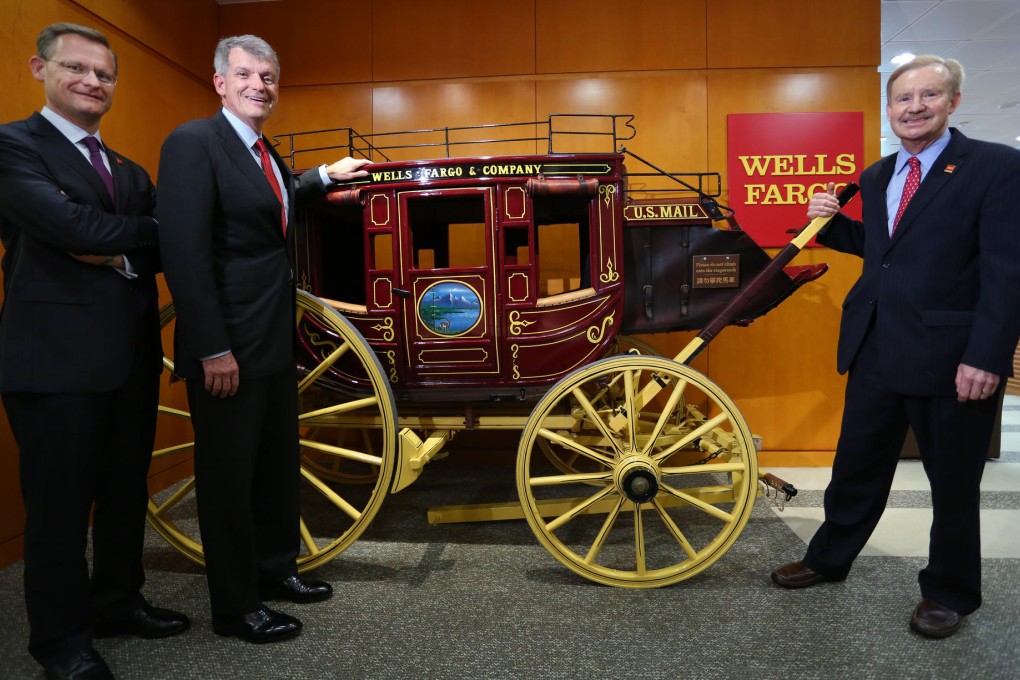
{"left": 213, "top": 0, "right": 1020, "bottom": 153}
{"left": 881, "top": 0, "right": 1020, "bottom": 154}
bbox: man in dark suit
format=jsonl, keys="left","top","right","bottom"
{"left": 0, "top": 23, "right": 189, "bottom": 679}
{"left": 771, "top": 55, "right": 1020, "bottom": 638}
{"left": 157, "top": 34, "right": 369, "bottom": 644}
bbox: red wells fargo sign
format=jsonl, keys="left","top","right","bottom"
{"left": 727, "top": 112, "right": 864, "bottom": 247}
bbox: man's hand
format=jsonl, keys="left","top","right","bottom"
{"left": 806, "top": 181, "right": 840, "bottom": 219}
{"left": 955, "top": 363, "right": 1000, "bottom": 402}
{"left": 323, "top": 157, "right": 371, "bottom": 183}
{"left": 202, "top": 352, "right": 239, "bottom": 398}
{"left": 69, "top": 253, "right": 124, "bottom": 269}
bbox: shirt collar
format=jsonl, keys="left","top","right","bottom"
{"left": 220, "top": 107, "right": 262, "bottom": 150}
{"left": 895, "top": 127, "right": 951, "bottom": 174}
{"left": 40, "top": 106, "right": 104, "bottom": 147}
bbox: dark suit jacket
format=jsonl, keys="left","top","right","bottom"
{"left": 0, "top": 112, "right": 161, "bottom": 393}
{"left": 156, "top": 112, "right": 327, "bottom": 380}
{"left": 818, "top": 128, "right": 1020, "bottom": 396}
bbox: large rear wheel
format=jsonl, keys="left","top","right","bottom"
{"left": 146, "top": 290, "right": 398, "bottom": 571}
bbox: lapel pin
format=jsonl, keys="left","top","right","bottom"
{"left": 115, "top": 156, "right": 124, "bottom": 165}
{"left": 944, "top": 164, "right": 956, "bottom": 173}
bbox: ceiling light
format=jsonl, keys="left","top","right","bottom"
{"left": 891, "top": 52, "right": 916, "bottom": 65}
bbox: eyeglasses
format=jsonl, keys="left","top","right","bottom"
{"left": 47, "top": 60, "right": 118, "bottom": 86}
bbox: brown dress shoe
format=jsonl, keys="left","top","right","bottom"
{"left": 910, "top": 598, "right": 962, "bottom": 638}
{"left": 771, "top": 560, "right": 834, "bottom": 588}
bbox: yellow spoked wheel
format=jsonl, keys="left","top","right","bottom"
{"left": 517, "top": 355, "right": 757, "bottom": 588}
{"left": 146, "top": 289, "right": 397, "bottom": 571}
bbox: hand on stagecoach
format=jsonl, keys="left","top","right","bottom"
{"left": 806, "top": 181, "right": 841, "bottom": 219}
{"left": 202, "top": 351, "right": 240, "bottom": 398}
{"left": 955, "top": 363, "right": 1000, "bottom": 403}
{"left": 323, "top": 157, "right": 371, "bottom": 183}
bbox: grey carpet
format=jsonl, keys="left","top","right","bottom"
{"left": 1, "top": 452, "right": 1018, "bottom": 679}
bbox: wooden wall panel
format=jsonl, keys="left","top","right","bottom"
{"left": 536, "top": 74, "right": 708, "bottom": 166}
{"left": 372, "top": 0, "right": 536, "bottom": 81}
{"left": 370, "top": 81, "right": 540, "bottom": 160}
{"left": 707, "top": 0, "right": 880, "bottom": 69}
{"left": 266, "top": 84, "right": 375, "bottom": 169}
{"left": 536, "top": 0, "right": 707, "bottom": 74}
{"left": 76, "top": 0, "right": 218, "bottom": 80}
{"left": 218, "top": 0, "right": 374, "bottom": 87}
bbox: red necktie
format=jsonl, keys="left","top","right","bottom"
{"left": 892, "top": 156, "right": 920, "bottom": 233}
{"left": 82, "top": 136, "right": 115, "bottom": 202}
{"left": 255, "top": 138, "right": 286, "bottom": 234}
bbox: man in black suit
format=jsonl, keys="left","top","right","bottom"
{"left": 157, "top": 34, "right": 369, "bottom": 644}
{"left": 0, "top": 22, "right": 189, "bottom": 679}
{"left": 772, "top": 55, "right": 1020, "bottom": 638}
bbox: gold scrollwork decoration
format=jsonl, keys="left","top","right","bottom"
{"left": 599, "top": 183, "right": 616, "bottom": 208}
{"left": 304, "top": 329, "right": 340, "bottom": 363}
{"left": 511, "top": 343, "right": 520, "bottom": 380}
{"left": 371, "top": 317, "right": 395, "bottom": 342}
{"left": 385, "top": 350, "right": 398, "bottom": 383}
{"left": 599, "top": 258, "right": 619, "bottom": 283}
{"left": 509, "top": 310, "right": 536, "bottom": 336}
{"left": 586, "top": 312, "right": 615, "bottom": 344}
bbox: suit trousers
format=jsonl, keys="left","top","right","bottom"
{"left": 804, "top": 330, "right": 998, "bottom": 615}
{"left": 186, "top": 368, "right": 300, "bottom": 617}
{"left": 3, "top": 339, "right": 158, "bottom": 664}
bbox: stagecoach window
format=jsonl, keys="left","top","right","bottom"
{"left": 503, "top": 226, "right": 530, "bottom": 265}
{"left": 306, "top": 203, "right": 368, "bottom": 305}
{"left": 408, "top": 195, "right": 486, "bottom": 269}
{"left": 533, "top": 194, "right": 590, "bottom": 296}
{"left": 372, "top": 233, "right": 393, "bottom": 270}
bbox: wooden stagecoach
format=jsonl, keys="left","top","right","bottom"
{"left": 147, "top": 115, "right": 855, "bottom": 588}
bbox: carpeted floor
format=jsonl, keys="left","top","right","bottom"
{"left": 2, "top": 409, "right": 1019, "bottom": 679}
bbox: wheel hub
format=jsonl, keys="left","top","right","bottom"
{"left": 614, "top": 456, "right": 660, "bottom": 503}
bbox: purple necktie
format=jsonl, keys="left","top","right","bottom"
{"left": 82, "top": 136, "right": 115, "bottom": 201}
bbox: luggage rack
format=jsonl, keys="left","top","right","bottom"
{"left": 272, "top": 113, "right": 723, "bottom": 200}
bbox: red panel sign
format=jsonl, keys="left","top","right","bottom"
{"left": 727, "top": 112, "right": 864, "bottom": 247}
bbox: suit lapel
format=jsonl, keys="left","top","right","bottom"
{"left": 27, "top": 112, "right": 115, "bottom": 211}
{"left": 890, "top": 130, "right": 969, "bottom": 242}
{"left": 212, "top": 112, "right": 281, "bottom": 208}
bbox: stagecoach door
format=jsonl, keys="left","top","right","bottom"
{"left": 396, "top": 188, "right": 500, "bottom": 381}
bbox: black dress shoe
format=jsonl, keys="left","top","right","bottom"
{"left": 771, "top": 560, "right": 842, "bottom": 588}
{"left": 260, "top": 575, "right": 333, "bottom": 603}
{"left": 95, "top": 602, "right": 190, "bottom": 639}
{"left": 212, "top": 606, "right": 302, "bottom": 644}
{"left": 44, "top": 647, "right": 113, "bottom": 680}
{"left": 910, "top": 598, "right": 963, "bottom": 638}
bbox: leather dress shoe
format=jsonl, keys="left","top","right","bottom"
{"left": 212, "top": 606, "right": 302, "bottom": 643}
{"left": 95, "top": 602, "right": 190, "bottom": 639}
{"left": 260, "top": 575, "right": 333, "bottom": 603}
{"left": 771, "top": 560, "right": 841, "bottom": 588}
{"left": 44, "top": 647, "right": 113, "bottom": 680}
{"left": 910, "top": 598, "right": 963, "bottom": 638}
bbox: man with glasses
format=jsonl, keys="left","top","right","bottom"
{"left": 0, "top": 22, "right": 188, "bottom": 679}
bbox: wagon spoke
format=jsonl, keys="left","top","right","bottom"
{"left": 529, "top": 471, "right": 613, "bottom": 486}
{"left": 623, "top": 368, "right": 638, "bottom": 451}
{"left": 298, "top": 396, "right": 380, "bottom": 422}
{"left": 298, "top": 438, "right": 383, "bottom": 467}
{"left": 651, "top": 412, "right": 730, "bottom": 463}
{"left": 584, "top": 496, "right": 625, "bottom": 564}
{"left": 659, "top": 481, "right": 734, "bottom": 522}
{"left": 651, "top": 498, "right": 698, "bottom": 560}
{"left": 544, "top": 484, "right": 616, "bottom": 532}
{"left": 571, "top": 387, "right": 622, "bottom": 454}
{"left": 537, "top": 428, "right": 616, "bottom": 468}
{"left": 152, "top": 477, "right": 195, "bottom": 517}
{"left": 152, "top": 441, "right": 194, "bottom": 459}
{"left": 297, "top": 340, "right": 352, "bottom": 394}
{"left": 660, "top": 461, "right": 747, "bottom": 476}
{"left": 639, "top": 377, "right": 687, "bottom": 457}
{"left": 634, "top": 503, "right": 646, "bottom": 575}
{"left": 299, "top": 517, "right": 319, "bottom": 556}
{"left": 300, "top": 465, "right": 363, "bottom": 522}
